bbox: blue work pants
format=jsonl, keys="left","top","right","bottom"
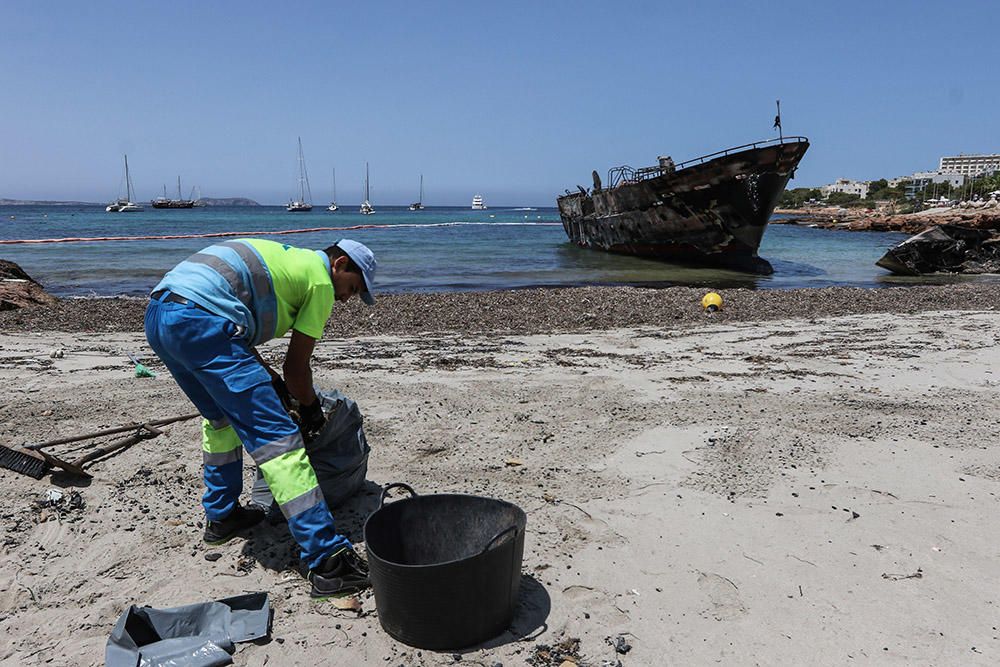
{"left": 144, "top": 294, "right": 349, "bottom": 569}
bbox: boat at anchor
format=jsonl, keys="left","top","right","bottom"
{"left": 287, "top": 137, "right": 313, "bottom": 212}
{"left": 106, "top": 154, "right": 143, "bottom": 213}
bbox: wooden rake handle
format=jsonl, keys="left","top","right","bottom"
{"left": 26, "top": 413, "right": 199, "bottom": 451}
{"left": 70, "top": 423, "right": 164, "bottom": 468}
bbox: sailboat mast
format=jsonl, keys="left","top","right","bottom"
{"left": 333, "top": 168, "right": 337, "bottom": 202}
{"left": 177, "top": 176, "right": 182, "bottom": 200}
{"left": 365, "top": 162, "right": 370, "bottom": 201}
{"left": 420, "top": 174, "right": 424, "bottom": 203}
{"left": 124, "top": 155, "right": 132, "bottom": 202}
{"left": 297, "top": 137, "right": 305, "bottom": 203}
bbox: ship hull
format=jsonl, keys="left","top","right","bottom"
{"left": 151, "top": 201, "right": 195, "bottom": 209}
{"left": 557, "top": 139, "right": 809, "bottom": 274}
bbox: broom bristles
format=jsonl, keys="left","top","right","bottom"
{"left": 0, "top": 444, "right": 49, "bottom": 479}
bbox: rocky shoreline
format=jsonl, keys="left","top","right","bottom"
{"left": 0, "top": 259, "right": 59, "bottom": 311}
{"left": 775, "top": 205, "right": 1000, "bottom": 235}
{"left": 2, "top": 283, "right": 1000, "bottom": 336}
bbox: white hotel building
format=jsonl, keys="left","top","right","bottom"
{"left": 938, "top": 154, "right": 1000, "bottom": 178}
{"left": 820, "top": 178, "right": 869, "bottom": 199}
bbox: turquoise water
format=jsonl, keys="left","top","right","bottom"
{"left": 0, "top": 205, "right": 987, "bottom": 296}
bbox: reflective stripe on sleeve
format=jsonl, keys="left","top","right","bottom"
{"left": 219, "top": 241, "right": 277, "bottom": 344}
{"left": 184, "top": 253, "right": 251, "bottom": 305}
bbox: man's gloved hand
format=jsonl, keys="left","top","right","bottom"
{"left": 272, "top": 376, "right": 292, "bottom": 411}
{"left": 299, "top": 398, "right": 326, "bottom": 437}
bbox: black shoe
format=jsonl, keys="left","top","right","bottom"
{"left": 309, "top": 548, "right": 371, "bottom": 599}
{"left": 203, "top": 504, "right": 265, "bottom": 545}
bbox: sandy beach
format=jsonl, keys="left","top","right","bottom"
{"left": 1, "top": 289, "right": 999, "bottom": 665}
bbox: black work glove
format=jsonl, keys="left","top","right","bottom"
{"left": 299, "top": 398, "right": 326, "bottom": 437}
{"left": 271, "top": 376, "right": 292, "bottom": 411}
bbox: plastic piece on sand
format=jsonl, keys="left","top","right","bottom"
{"left": 105, "top": 591, "right": 270, "bottom": 667}
{"left": 134, "top": 363, "right": 156, "bottom": 378}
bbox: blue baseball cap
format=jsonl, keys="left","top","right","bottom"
{"left": 335, "top": 239, "right": 377, "bottom": 305}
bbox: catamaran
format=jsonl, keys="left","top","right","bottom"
{"left": 106, "top": 154, "right": 143, "bottom": 212}
{"left": 409, "top": 174, "right": 425, "bottom": 211}
{"left": 360, "top": 162, "right": 374, "bottom": 215}
{"left": 327, "top": 168, "right": 339, "bottom": 212}
{"left": 287, "top": 137, "right": 313, "bottom": 212}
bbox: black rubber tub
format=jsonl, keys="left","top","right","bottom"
{"left": 364, "top": 483, "right": 527, "bottom": 650}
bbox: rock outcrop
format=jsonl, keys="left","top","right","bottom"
{"left": 776, "top": 203, "right": 1000, "bottom": 235}
{"left": 0, "top": 260, "right": 58, "bottom": 310}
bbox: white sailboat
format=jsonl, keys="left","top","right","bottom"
{"left": 286, "top": 137, "right": 313, "bottom": 212}
{"left": 408, "top": 174, "right": 425, "bottom": 211}
{"left": 106, "top": 154, "right": 143, "bottom": 212}
{"left": 327, "top": 168, "right": 339, "bottom": 212}
{"left": 360, "top": 162, "right": 374, "bottom": 215}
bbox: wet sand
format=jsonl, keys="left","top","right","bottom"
{"left": 1, "top": 291, "right": 999, "bottom": 665}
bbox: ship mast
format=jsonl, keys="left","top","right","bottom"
{"left": 124, "top": 154, "right": 133, "bottom": 202}
{"left": 296, "top": 137, "right": 312, "bottom": 204}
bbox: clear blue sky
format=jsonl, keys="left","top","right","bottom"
{"left": 1, "top": 1, "right": 997, "bottom": 206}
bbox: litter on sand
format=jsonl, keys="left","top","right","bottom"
{"left": 105, "top": 591, "right": 270, "bottom": 667}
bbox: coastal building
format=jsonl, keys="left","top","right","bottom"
{"left": 901, "top": 171, "right": 967, "bottom": 199}
{"left": 911, "top": 171, "right": 964, "bottom": 187}
{"left": 820, "top": 178, "right": 869, "bottom": 199}
{"left": 938, "top": 153, "right": 1000, "bottom": 177}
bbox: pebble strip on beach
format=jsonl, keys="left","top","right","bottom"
{"left": 1, "top": 284, "right": 999, "bottom": 336}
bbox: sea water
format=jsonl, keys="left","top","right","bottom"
{"left": 0, "top": 205, "right": 992, "bottom": 297}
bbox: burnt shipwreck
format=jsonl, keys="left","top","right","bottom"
{"left": 876, "top": 224, "right": 1000, "bottom": 276}
{"left": 557, "top": 137, "right": 809, "bottom": 274}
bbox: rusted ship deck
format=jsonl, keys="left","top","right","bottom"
{"left": 557, "top": 137, "right": 809, "bottom": 274}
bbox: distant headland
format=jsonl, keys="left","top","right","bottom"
{"left": 1, "top": 197, "right": 260, "bottom": 207}
{"left": 197, "top": 198, "right": 260, "bottom": 207}
{"left": 0, "top": 198, "right": 100, "bottom": 206}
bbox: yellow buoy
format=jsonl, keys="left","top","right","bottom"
{"left": 701, "top": 292, "right": 723, "bottom": 313}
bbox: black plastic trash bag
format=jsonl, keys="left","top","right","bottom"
{"left": 252, "top": 389, "right": 370, "bottom": 511}
{"left": 105, "top": 591, "right": 270, "bottom": 667}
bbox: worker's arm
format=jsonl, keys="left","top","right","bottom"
{"left": 283, "top": 330, "right": 318, "bottom": 407}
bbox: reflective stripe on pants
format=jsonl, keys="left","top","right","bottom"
{"left": 144, "top": 296, "right": 349, "bottom": 569}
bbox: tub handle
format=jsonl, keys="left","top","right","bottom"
{"left": 379, "top": 482, "right": 417, "bottom": 508}
{"left": 481, "top": 525, "right": 519, "bottom": 554}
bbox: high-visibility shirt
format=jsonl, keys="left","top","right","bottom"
{"left": 153, "top": 238, "right": 334, "bottom": 345}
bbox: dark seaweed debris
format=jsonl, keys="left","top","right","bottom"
{"left": 1, "top": 284, "right": 999, "bottom": 336}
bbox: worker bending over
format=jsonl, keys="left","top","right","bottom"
{"left": 144, "top": 238, "right": 375, "bottom": 598}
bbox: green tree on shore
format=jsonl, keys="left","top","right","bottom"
{"left": 974, "top": 172, "right": 1000, "bottom": 197}
{"left": 825, "top": 191, "right": 863, "bottom": 206}
{"left": 779, "top": 187, "right": 823, "bottom": 208}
